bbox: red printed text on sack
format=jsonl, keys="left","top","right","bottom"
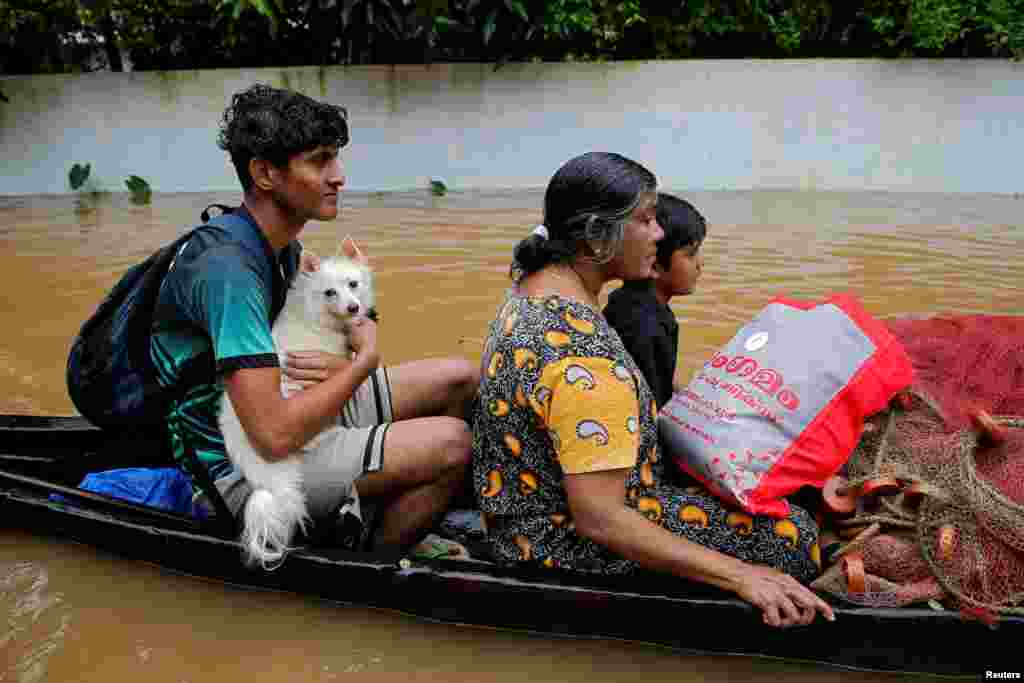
{"left": 706, "top": 352, "right": 801, "bottom": 411}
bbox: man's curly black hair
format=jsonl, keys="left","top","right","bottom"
{"left": 217, "top": 84, "right": 349, "bottom": 192}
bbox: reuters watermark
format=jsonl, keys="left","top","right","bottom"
{"left": 984, "top": 673, "right": 1021, "bottom": 680}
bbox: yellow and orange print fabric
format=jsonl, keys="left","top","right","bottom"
{"left": 471, "top": 291, "right": 821, "bottom": 581}
{"left": 538, "top": 356, "right": 639, "bottom": 475}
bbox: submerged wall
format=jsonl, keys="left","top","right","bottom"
{"left": 1, "top": 60, "right": 1022, "bottom": 195}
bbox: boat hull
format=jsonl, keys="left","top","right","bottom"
{"left": 0, "top": 414, "right": 1017, "bottom": 676}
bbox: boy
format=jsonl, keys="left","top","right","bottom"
{"left": 604, "top": 192, "right": 705, "bottom": 409}
{"left": 151, "top": 84, "right": 477, "bottom": 552}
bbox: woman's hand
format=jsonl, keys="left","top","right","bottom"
{"left": 282, "top": 351, "right": 351, "bottom": 385}
{"left": 731, "top": 563, "right": 835, "bottom": 628}
{"left": 564, "top": 468, "right": 835, "bottom": 629}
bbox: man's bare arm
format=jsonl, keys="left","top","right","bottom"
{"left": 223, "top": 318, "right": 379, "bottom": 461}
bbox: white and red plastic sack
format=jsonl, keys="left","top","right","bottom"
{"left": 659, "top": 294, "right": 914, "bottom": 518}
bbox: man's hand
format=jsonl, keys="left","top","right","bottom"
{"left": 345, "top": 316, "right": 379, "bottom": 370}
{"left": 280, "top": 315, "right": 378, "bottom": 389}
{"left": 300, "top": 249, "right": 321, "bottom": 273}
{"left": 282, "top": 351, "right": 351, "bottom": 385}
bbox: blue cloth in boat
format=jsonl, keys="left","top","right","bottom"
{"left": 50, "top": 467, "right": 204, "bottom": 517}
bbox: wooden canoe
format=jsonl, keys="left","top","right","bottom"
{"left": 0, "top": 414, "right": 1016, "bottom": 676}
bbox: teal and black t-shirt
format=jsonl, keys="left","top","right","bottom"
{"left": 150, "top": 206, "right": 300, "bottom": 488}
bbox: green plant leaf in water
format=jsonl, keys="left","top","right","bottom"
{"left": 429, "top": 178, "right": 448, "bottom": 196}
{"left": 125, "top": 175, "right": 152, "bottom": 204}
{"left": 69, "top": 163, "right": 91, "bottom": 190}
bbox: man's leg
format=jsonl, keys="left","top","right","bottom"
{"left": 385, "top": 357, "right": 479, "bottom": 421}
{"left": 355, "top": 356, "right": 478, "bottom": 550}
{"left": 355, "top": 416, "right": 471, "bottom": 550}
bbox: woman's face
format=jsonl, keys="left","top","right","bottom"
{"left": 608, "top": 193, "right": 663, "bottom": 281}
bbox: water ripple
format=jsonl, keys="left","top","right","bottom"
{"left": 0, "top": 190, "right": 1022, "bottom": 681}
{"left": 1, "top": 561, "right": 71, "bottom": 683}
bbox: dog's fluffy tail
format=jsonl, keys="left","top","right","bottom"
{"left": 220, "top": 396, "right": 310, "bottom": 568}
{"left": 241, "top": 482, "right": 309, "bottom": 570}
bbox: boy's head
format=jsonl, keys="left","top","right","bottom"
{"left": 654, "top": 193, "right": 706, "bottom": 270}
{"left": 217, "top": 84, "right": 349, "bottom": 192}
{"left": 652, "top": 192, "right": 706, "bottom": 297}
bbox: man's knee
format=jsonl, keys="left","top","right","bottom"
{"left": 440, "top": 357, "right": 479, "bottom": 400}
{"left": 435, "top": 417, "right": 472, "bottom": 473}
{"left": 429, "top": 357, "right": 479, "bottom": 421}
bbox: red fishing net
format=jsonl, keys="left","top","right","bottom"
{"left": 811, "top": 315, "right": 1024, "bottom": 620}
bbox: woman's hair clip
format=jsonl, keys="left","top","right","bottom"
{"left": 532, "top": 224, "right": 549, "bottom": 240}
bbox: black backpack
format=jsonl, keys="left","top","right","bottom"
{"left": 66, "top": 208, "right": 250, "bottom": 429}
{"left": 66, "top": 206, "right": 254, "bottom": 531}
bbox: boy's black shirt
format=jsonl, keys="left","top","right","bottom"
{"left": 603, "top": 279, "right": 679, "bottom": 410}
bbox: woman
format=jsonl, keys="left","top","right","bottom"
{"left": 472, "top": 152, "right": 834, "bottom": 628}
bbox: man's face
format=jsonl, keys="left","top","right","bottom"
{"left": 273, "top": 145, "right": 345, "bottom": 222}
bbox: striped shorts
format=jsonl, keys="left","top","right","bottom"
{"left": 207, "top": 366, "right": 393, "bottom": 524}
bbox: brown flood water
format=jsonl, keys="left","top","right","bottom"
{"left": 1, "top": 189, "right": 1022, "bottom": 681}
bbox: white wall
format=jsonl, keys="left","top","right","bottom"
{"left": 2, "top": 60, "right": 1022, "bottom": 195}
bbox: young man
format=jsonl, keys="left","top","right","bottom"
{"left": 151, "top": 84, "right": 477, "bottom": 551}
{"left": 603, "top": 192, "right": 705, "bottom": 409}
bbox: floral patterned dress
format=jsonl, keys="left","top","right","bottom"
{"left": 472, "top": 291, "right": 820, "bottom": 584}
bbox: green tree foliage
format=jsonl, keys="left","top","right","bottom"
{"left": 637, "top": 1, "right": 1024, "bottom": 59}
{"left": 1, "top": 1, "right": 97, "bottom": 73}
{"left": 2, "top": 0, "right": 1022, "bottom": 76}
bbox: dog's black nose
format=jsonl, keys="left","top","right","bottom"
{"left": 347, "top": 303, "right": 360, "bottom": 314}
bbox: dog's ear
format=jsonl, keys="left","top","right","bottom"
{"left": 340, "top": 235, "right": 369, "bottom": 265}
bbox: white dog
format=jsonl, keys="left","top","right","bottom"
{"left": 219, "top": 238, "right": 375, "bottom": 568}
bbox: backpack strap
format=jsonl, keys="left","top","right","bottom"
{"left": 201, "top": 204, "right": 300, "bottom": 326}
{"left": 181, "top": 438, "right": 237, "bottom": 538}
{"left": 125, "top": 229, "right": 201, "bottom": 409}
{"left": 162, "top": 206, "right": 249, "bottom": 538}
{"left": 200, "top": 203, "right": 237, "bottom": 223}
{"left": 176, "top": 204, "right": 291, "bottom": 539}
{"left": 133, "top": 238, "right": 226, "bottom": 529}
{"left": 147, "top": 226, "right": 235, "bottom": 536}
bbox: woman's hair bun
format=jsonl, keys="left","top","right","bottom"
{"left": 512, "top": 234, "right": 548, "bottom": 274}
